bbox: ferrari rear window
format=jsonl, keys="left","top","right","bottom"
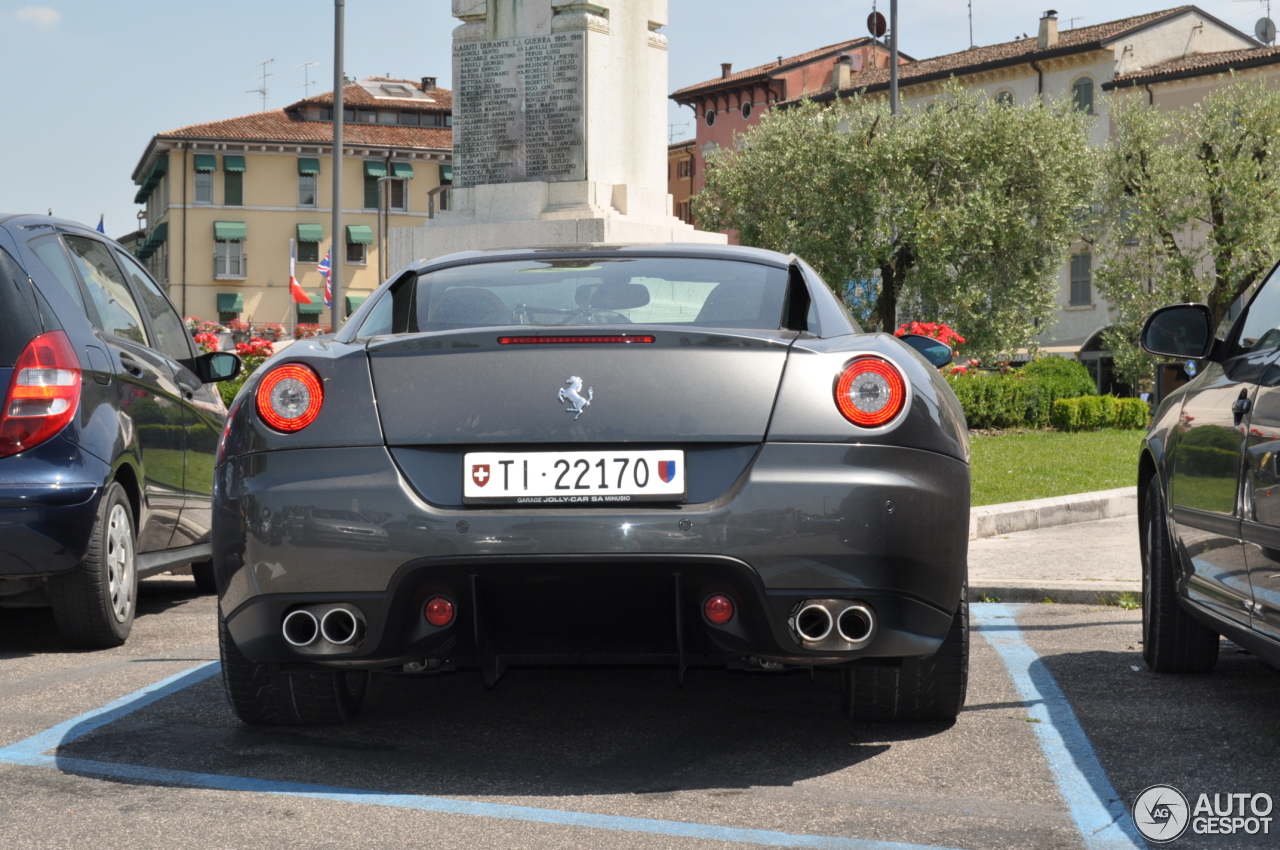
{"left": 357, "top": 257, "right": 790, "bottom": 335}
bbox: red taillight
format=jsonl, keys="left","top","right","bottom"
{"left": 424, "top": 596, "right": 455, "bottom": 627}
{"left": 255, "top": 363, "right": 323, "bottom": 432}
{"left": 834, "top": 356, "right": 907, "bottom": 428}
{"left": 497, "top": 335, "right": 655, "bottom": 345}
{"left": 0, "top": 331, "right": 81, "bottom": 459}
{"left": 704, "top": 594, "right": 734, "bottom": 625}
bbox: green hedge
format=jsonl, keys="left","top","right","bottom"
{"left": 1050, "top": 396, "right": 1149, "bottom": 431}
{"left": 945, "top": 357, "right": 1098, "bottom": 429}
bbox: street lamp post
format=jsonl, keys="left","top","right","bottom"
{"left": 889, "top": 0, "right": 899, "bottom": 115}
{"left": 330, "top": 0, "right": 344, "bottom": 333}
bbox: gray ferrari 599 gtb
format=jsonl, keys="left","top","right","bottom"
{"left": 212, "top": 244, "right": 970, "bottom": 725}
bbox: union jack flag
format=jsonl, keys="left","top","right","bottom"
{"left": 318, "top": 250, "right": 332, "bottom": 307}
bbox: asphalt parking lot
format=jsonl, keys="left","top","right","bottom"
{"left": 2, "top": 572, "right": 1279, "bottom": 849}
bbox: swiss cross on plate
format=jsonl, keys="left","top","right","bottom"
{"left": 471, "top": 464, "right": 491, "bottom": 487}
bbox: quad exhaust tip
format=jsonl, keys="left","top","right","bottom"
{"left": 282, "top": 609, "right": 319, "bottom": 647}
{"left": 792, "top": 600, "right": 877, "bottom": 647}
{"left": 794, "top": 603, "right": 834, "bottom": 643}
{"left": 320, "top": 607, "right": 361, "bottom": 646}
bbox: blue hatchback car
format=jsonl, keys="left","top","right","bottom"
{"left": 0, "top": 214, "right": 240, "bottom": 647}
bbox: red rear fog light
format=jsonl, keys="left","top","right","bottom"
{"left": 424, "top": 596, "right": 455, "bottom": 627}
{"left": 703, "top": 594, "right": 734, "bottom": 625}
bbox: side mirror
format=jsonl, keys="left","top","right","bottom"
{"left": 1141, "top": 304, "right": 1216, "bottom": 360}
{"left": 194, "top": 351, "right": 242, "bottom": 383}
{"left": 897, "top": 333, "right": 954, "bottom": 369}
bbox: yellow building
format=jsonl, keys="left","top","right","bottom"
{"left": 130, "top": 76, "right": 453, "bottom": 330}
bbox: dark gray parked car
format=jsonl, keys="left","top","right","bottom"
{"left": 212, "top": 244, "right": 971, "bottom": 725}
{"left": 1139, "top": 264, "right": 1280, "bottom": 675}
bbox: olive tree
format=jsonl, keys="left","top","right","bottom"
{"left": 1094, "top": 77, "right": 1280, "bottom": 386}
{"left": 696, "top": 82, "right": 1095, "bottom": 359}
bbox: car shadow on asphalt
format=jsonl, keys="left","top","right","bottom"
{"left": 0, "top": 577, "right": 207, "bottom": 656}
{"left": 50, "top": 664, "right": 958, "bottom": 797}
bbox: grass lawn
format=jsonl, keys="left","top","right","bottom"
{"left": 970, "top": 429, "right": 1144, "bottom": 507}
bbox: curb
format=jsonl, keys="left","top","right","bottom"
{"left": 967, "top": 581, "right": 1140, "bottom": 605}
{"left": 969, "top": 486, "right": 1137, "bottom": 540}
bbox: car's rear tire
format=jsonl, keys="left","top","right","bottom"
{"left": 48, "top": 482, "right": 137, "bottom": 648}
{"left": 1143, "top": 476, "right": 1219, "bottom": 673}
{"left": 841, "top": 589, "right": 968, "bottom": 722}
{"left": 191, "top": 560, "right": 217, "bottom": 594}
{"left": 218, "top": 614, "right": 368, "bottom": 725}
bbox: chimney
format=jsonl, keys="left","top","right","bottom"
{"left": 833, "top": 54, "right": 853, "bottom": 91}
{"left": 420, "top": 76, "right": 437, "bottom": 92}
{"left": 721, "top": 62, "right": 733, "bottom": 78}
{"left": 1038, "top": 10, "right": 1059, "bottom": 50}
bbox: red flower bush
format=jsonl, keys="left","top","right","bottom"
{"left": 226, "top": 319, "right": 251, "bottom": 333}
{"left": 193, "top": 332, "right": 220, "bottom": 354}
{"left": 894, "top": 321, "right": 966, "bottom": 347}
{"left": 294, "top": 323, "right": 323, "bottom": 339}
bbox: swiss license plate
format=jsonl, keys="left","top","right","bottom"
{"left": 463, "top": 450, "right": 686, "bottom": 504}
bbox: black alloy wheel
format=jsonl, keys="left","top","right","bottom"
{"left": 219, "top": 615, "right": 369, "bottom": 725}
{"left": 841, "top": 586, "right": 969, "bottom": 722}
{"left": 1142, "top": 476, "right": 1219, "bottom": 673}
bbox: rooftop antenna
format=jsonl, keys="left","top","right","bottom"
{"left": 968, "top": 0, "right": 974, "bottom": 49}
{"left": 668, "top": 122, "right": 690, "bottom": 143}
{"left": 296, "top": 61, "right": 319, "bottom": 97}
{"left": 246, "top": 58, "right": 275, "bottom": 111}
{"left": 1235, "top": 0, "right": 1275, "bottom": 44}
{"left": 1065, "top": 16, "right": 1083, "bottom": 29}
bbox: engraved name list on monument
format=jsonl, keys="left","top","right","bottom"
{"left": 454, "top": 31, "right": 586, "bottom": 188}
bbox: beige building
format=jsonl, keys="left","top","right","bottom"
{"left": 130, "top": 77, "right": 453, "bottom": 329}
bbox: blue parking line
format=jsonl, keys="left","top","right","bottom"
{"left": 972, "top": 603, "right": 1142, "bottom": 850}
{"left": 0, "top": 662, "right": 959, "bottom": 850}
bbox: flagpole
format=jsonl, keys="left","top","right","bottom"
{"left": 330, "top": 0, "right": 344, "bottom": 333}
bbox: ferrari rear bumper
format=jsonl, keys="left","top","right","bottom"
{"left": 213, "top": 442, "right": 968, "bottom": 669}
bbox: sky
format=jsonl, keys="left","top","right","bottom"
{"left": 0, "top": 0, "right": 1274, "bottom": 238}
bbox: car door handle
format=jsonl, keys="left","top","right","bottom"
{"left": 118, "top": 352, "right": 144, "bottom": 376}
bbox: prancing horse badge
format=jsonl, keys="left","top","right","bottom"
{"left": 558, "top": 376, "right": 593, "bottom": 420}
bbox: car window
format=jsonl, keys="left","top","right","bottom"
{"left": 1232, "top": 262, "right": 1280, "bottom": 356}
{"left": 26, "top": 235, "right": 88, "bottom": 315}
{"left": 115, "top": 249, "right": 192, "bottom": 363}
{"left": 64, "top": 235, "right": 149, "bottom": 346}
{"left": 0, "top": 246, "right": 43, "bottom": 367}
{"left": 363, "top": 257, "right": 790, "bottom": 335}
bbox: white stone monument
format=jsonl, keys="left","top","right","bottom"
{"left": 389, "top": 0, "right": 724, "bottom": 267}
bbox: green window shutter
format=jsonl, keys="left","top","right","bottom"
{"left": 391, "top": 162, "right": 414, "bottom": 179}
{"left": 213, "top": 221, "right": 247, "bottom": 241}
{"left": 364, "top": 175, "right": 379, "bottom": 209}
{"left": 297, "top": 302, "right": 324, "bottom": 316}
{"left": 363, "top": 161, "right": 388, "bottom": 178}
{"left": 134, "top": 155, "right": 170, "bottom": 204}
{"left": 297, "top": 240, "right": 319, "bottom": 263}
{"left": 346, "top": 225, "right": 374, "bottom": 244}
{"left": 439, "top": 164, "right": 453, "bottom": 183}
{"left": 224, "top": 171, "right": 243, "bottom": 207}
{"left": 1070, "top": 254, "right": 1092, "bottom": 306}
{"left": 298, "top": 157, "right": 321, "bottom": 175}
{"left": 296, "top": 223, "right": 324, "bottom": 243}
{"left": 1072, "top": 79, "right": 1094, "bottom": 115}
{"left": 217, "top": 293, "right": 245, "bottom": 313}
{"left": 223, "top": 155, "right": 246, "bottom": 172}
{"left": 344, "top": 294, "right": 369, "bottom": 313}
{"left": 194, "top": 154, "right": 217, "bottom": 172}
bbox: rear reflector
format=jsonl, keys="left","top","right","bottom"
{"left": 256, "top": 363, "right": 323, "bottom": 432}
{"left": 424, "top": 596, "right": 455, "bottom": 627}
{"left": 498, "top": 335, "right": 655, "bottom": 345}
{"left": 834, "top": 356, "right": 907, "bottom": 428}
{"left": 703, "top": 594, "right": 734, "bottom": 625}
{"left": 0, "top": 331, "right": 81, "bottom": 459}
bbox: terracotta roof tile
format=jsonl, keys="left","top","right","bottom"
{"left": 296, "top": 79, "right": 453, "bottom": 111}
{"left": 156, "top": 108, "right": 451, "bottom": 149}
{"left": 786, "top": 7, "right": 1210, "bottom": 103}
{"left": 671, "top": 37, "right": 886, "bottom": 99}
{"left": 1106, "top": 44, "right": 1280, "bottom": 85}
